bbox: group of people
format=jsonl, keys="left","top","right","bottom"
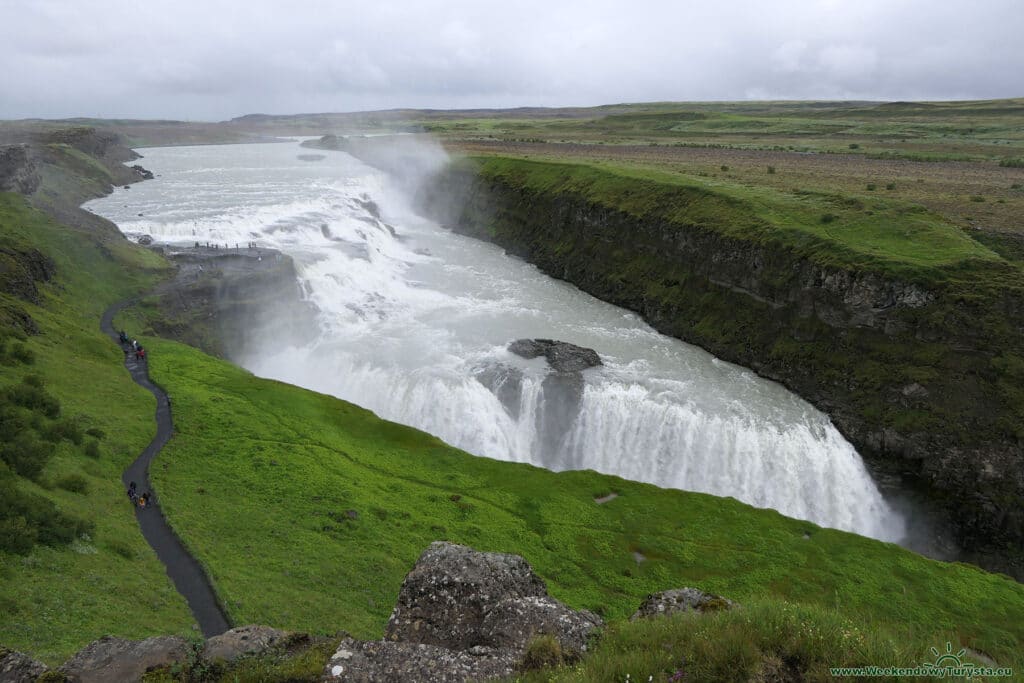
{"left": 118, "top": 330, "right": 146, "bottom": 361}
{"left": 126, "top": 481, "right": 152, "bottom": 509}
{"left": 189, "top": 241, "right": 260, "bottom": 250}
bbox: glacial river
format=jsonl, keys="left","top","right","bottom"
{"left": 87, "top": 139, "right": 907, "bottom": 543}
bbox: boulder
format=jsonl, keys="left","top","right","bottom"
{"left": 508, "top": 339, "right": 602, "bottom": 372}
{"left": 130, "top": 164, "right": 154, "bottom": 180}
{"left": 340, "top": 542, "right": 606, "bottom": 682}
{"left": 59, "top": 635, "right": 189, "bottom": 683}
{"left": 630, "top": 588, "right": 737, "bottom": 621}
{"left": 137, "top": 235, "right": 154, "bottom": 245}
{"left": 202, "top": 624, "right": 288, "bottom": 663}
{"left": 0, "top": 648, "right": 49, "bottom": 682}
{"left": 480, "top": 595, "right": 602, "bottom": 656}
{"left": 321, "top": 637, "right": 516, "bottom": 682}
{"left": 385, "top": 542, "right": 548, "bottom": 650}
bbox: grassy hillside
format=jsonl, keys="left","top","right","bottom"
{"left": 82, "top": 327, "right": 1024, "bottom": 668}
{"left": 0, "top": 192, "right": 194, "bottom": 664}
{"left": 469, "top": 156, "right": 1004, "bottom": 281}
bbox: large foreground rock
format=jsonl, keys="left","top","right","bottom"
{"left": 326, "top": 542, "right": 604, "bottom": 681}
{"left": 385, "top": 541, "right": 548, "bottom": 650}
{"left": 202, "top": 624, "right": 288, "bottom": 663}
{"left": 0, "top": 648, "right": 48, "bottom": 683}
{"left": 322, "top": 638, "right": 516, "bottom": 682}
{"left": 59, "top": 635, "right": 189, "bottom": 683}
{"left": 631, "top": 588, "right": 737, "bottom": 621}
{"left": 507, "top": 339, "right": 602, "bottom": 372}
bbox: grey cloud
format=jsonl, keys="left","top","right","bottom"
{"left": 0, "top": 0, "right": 1020, "bottom": 119}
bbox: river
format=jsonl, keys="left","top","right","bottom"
{"left": 86, "top": 138, "right": 908, "bottom": 544}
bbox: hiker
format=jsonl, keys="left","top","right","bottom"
{"left": 118, "top": 330, "right": 128, "bottom": 344}
{"left": 127, "top": 481, "right": 137, "bottom": 505}
{"left": 138, "top": 493, "right": 147, "bottom": 509}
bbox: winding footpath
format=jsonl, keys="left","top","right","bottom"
{"left": 101, "top": 301, "right": 230, "bottom": 638}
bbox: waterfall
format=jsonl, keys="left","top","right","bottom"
{"left": 86, "top": 139, "right": 907, "bottom": 544}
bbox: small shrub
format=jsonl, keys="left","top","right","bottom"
{"left": 7, "top": 343, "right": 34, "bottom": 365}
{"left": 0, "top": 515, "right": 36, "bottom": 555}
{"left": 971, "top": 195, "right": 986, "bottom": 202}
{"left": 56, "top": 474, "right": 88, "bottom": 494}
{"left": 0, "top": 473, "right": 93, "bottom": 553}
{"left": 720, "top": 165, "right": 729, "bottom": 171}
{"left": 1011, "top": 183, "right": 1022, "bottom": 189}
{"left": 83, "top": 440, "right": 100, "bottom": 459}
{"left": 848, "top": 143, "right": 860, "bottom": 149}
{"left": 820, "top": 213, "right": 837, "bottom": 224}
{"left": 0, "top": 432, "right": 56, "bottom": 480}
{"left": 866, "top": 183, "right": 876, "bottom": 191}
{"left": 998, "top": 158, "right": 1024, "bottom": 168}
{"left": 521, "top": 635, "right": 564, "bottom": 671}
{"left": 84, "top": 427, "right": 105, "bottom": 440}
{"left": 5, "top": 378, "right": 60, "bottom": 418}
{"left": 885, "top": 182, "right": 895, "bottom": 190}
{"left": 766, "top": 165, "right": 776, "bottom": 174}
{"left": 44, "top": 418, "right": 83, "bottom": 445}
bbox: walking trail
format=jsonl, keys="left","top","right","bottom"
{"left": 101, "top": 301, "right": 230, "bottom": 638}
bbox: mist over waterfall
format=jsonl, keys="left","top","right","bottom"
{"left": 87, "top": 139, "right": 907, "bottom": 544}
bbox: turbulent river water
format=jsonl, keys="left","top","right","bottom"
{"left": 87, "top": 139, "right": 908, "bottom": 544}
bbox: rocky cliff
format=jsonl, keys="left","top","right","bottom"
{"left": 417, "top": 160, "right": 1024, "bottom": 579}
{"left": 140, "top": 245, "right": 318, "bottom": 361}
{"left": 0, "top": 145, "right": 41, "bottom": 194}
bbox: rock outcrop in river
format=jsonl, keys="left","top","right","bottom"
{"left": 508, "top": 338, "right": 602, "bottom": 372}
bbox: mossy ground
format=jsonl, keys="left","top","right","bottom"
{"left": 513, "top": 600, "right": 1016, "bottom": 682}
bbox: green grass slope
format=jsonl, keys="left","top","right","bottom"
{"left": 0, "top": 192, "right": 194, "bottom": 664}
{"left": 122, "top": 333, "right": 1024, "bottom": 667}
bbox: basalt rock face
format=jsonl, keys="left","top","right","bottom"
{"left": 145, "top": 247, "right": 317, "bottom": 361}
{"left": 323, "top": 542, "right": 604, "bottom": 682}
{"left": 0, "top": 247, "right": 55, "bottom": 306}
{"left": 0, "top": 145, "right": 41, "bottom": 194}
{"left": 59, "top": 635, "right": 190, "bottom": 683}
{"left": 419, "top": 164, "right": 1024, "bottom": 579}
{"left": 39, "top": 127, "right": 139, "bottom": 164}
{"left": 0, "top": 648, "right": 49, "bottom": 683}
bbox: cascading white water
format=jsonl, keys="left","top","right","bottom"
{"left": 86, "top": 139, "right": 906, "bottom": 543}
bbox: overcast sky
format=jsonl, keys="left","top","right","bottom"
{"left": 1, "top": 0, "right": 1020, "bottom": 120}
